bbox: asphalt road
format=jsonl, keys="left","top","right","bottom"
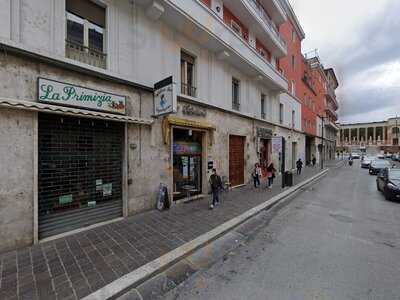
{"left": 165, "top": 160, "right": 400, "bottom": 300}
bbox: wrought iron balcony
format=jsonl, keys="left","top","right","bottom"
{"left": 65, "top": 40, "right": 107, "bottom": 69}
{"left": 180, "top": 83, "right": 197, "bottom": 98}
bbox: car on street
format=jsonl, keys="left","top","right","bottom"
{"left": 361, "top": 156, "right": 375, "bottom": 168}
{"left": 376, "top": 168, "right": 400, "bottom": 201}
{"left": 392, "top": 153, "right": 400, "bottom": 161}
{"left": 369, "top": 160, "right": 392, "bottom": 175}
{"left": 385, "top": 153, "right": 392, "bottom": 158}
{"left": 351, "top": 153, "right": 361, "bottom": 159}
{"left": 377, "top": 153, "right": 385, "bottom": 159}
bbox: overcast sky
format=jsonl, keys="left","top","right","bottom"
{"left": 289, "top": 0, "right": 400, "bottom": 124}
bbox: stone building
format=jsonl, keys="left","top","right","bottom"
{"left": 0, "top": 0, "right": 312, "bottom": 252}
{"left": 338, "top": 117, "right": 400, "bottom": 153}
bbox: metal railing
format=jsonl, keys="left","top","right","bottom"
{"left": 246, "top": 0, "right": 287, "bottom": 50}
{"left": 180, "top": 83, "right": 197, "bottom": 97}
{"left": 65, "top": 40, "right": 107, "bottom": 69}
{"left": 232, "top": 101, "right": 240, "bottom": 111}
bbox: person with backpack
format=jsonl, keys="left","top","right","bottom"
{"left": 266, "top": 162, "right": 276, "bottom": 190}
{"left": 209, "top": 168, "right": 223, "bottom": 209}
{"left": 252, "top": 163, "right": 262, "bottom": 188}
{"left": 296, "top": 158, "right": 303, "bottom": 175}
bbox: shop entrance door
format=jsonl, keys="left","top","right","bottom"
{"left": 229, "top": 135, "right": 245, "bottom": 187}
{"left": 38, "top": 114, "right": 123, "bottom": 239}
{"left": 260, "top": 139, "right": 270, "bottom": 177}
{"left": 172, "top": 128, "right": 203, "bottom": 201}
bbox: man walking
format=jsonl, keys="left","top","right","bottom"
{"left": 296, "top": 158, "right": 303, "bottom": 175}
{"left": 209, "top": 168, "right": 223, "bottom": 209}
{"left": 312, "top": 154, "right": 317, "bottom": 167}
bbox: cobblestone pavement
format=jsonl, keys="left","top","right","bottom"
{"left": 0, "top": 165, "right": 329, "bottom": 300}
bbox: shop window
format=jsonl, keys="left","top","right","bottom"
{"left": 232, "top": 78, "right": 240, "bottom": 111}
{"left": 181, "top": 51, "right": 197, "bottom": 97}
{"left": 65, "top": 0, "right": 106, "bottom": 68}
{"left": 261, "top": 94, "right": 266, "bottom": 119}
{"left": 173, "top": 128, "right": 203, "bottom": 201}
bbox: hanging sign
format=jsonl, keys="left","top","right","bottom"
{"left": 154, "top": 76, "right": 177, "bottom": 117}
{"left": 38, "top": 78, "right": 126, "bottom": 114}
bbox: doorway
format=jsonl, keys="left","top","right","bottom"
{"left": 229, "top": 135, "right": 245, "bottom": 186}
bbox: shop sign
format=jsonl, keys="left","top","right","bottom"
{"left": 38, "top": 78, "right": 126, "bottom": 114}
{"left": 256, "top": 127, "right": 273, "bottom": 139}
{"left": 272, "top": 136, "right": 283, "bottom": 153}
{"left": 154, "top": 76, "right": 177, "bottom": 117}
{"left": 182, "top": 104, "right": 207, "bottom": 117}
{"left": 173, "top": 142, "right": 202, "bottom": 155}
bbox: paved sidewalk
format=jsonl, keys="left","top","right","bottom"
{"left": 0, "top": 167, "right": 323, "bottom": 300}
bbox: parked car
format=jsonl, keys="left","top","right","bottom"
{"left": 392, "top": 153, "right": 400, "bottom": 161}
{"left": 369, "top": 160, "right": 392, "bottom": 175}
{"left": 351, "top": 153, "right": 361, "bottom": 159}
{"left": 361, "top": 157, "right": 375, "bottom": 169}
{"left": 377, "top": 153, "right": 385, "bottom": 159}
{"left": 385, "top": 153, "right": 392, "bottom": 158}
{"left": 377, "top": 168, "right": 400, "bottom": 201}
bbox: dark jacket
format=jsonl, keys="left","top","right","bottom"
{"left": 209, "top": 174, "right": 223, "bottom": 190}
{"left": 296, "top": 160, "right": 303, "bottom": 169}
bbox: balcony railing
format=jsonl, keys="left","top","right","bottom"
{"left": 232, "top": 101, "right": 240, "bottom": 111}
{"left": 181, "top": 83, "right": 197, "bottom": 98}
{"left": 326, "top": 88, "right": 338, "bottom": 108}
{"left": 246, "top": 0, "right": 287, "bottom": 50}
{"left": 65, "top": 40, "right": 107, "bottom": 69}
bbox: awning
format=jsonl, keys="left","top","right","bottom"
{"left": 162, "top": 116, "right": 216, "bottom": 145}
{"left": 0, "top": 97, "right": 153, "bottom": 125}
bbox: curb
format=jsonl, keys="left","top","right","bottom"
{"left": 83, "top": 169, "right": 329, "bottom": 300}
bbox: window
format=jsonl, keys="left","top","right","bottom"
{"left": 231, "top": 20, "right": 242, "bottom": 37}
{"left": 291, "top": 55, "right": 295, "bottom": 70}
{"left": 181, "top": 51, "right": 196, "bottom": 97}
{"left": 65, "top": 0, "right": 106, "bottom": 68}
{"left": 279, "top": 103, "right": 284, "bottom": 124}
{"left": 292, "top": 29, "right": 296, "bottom": 43}
{"left": 232, "top": 78, "right": 240, "bottom": 110}
{"left": 261, "top": 94, "right": 266, "bottom": 119}
{"left": 291, "top": 80, "right": 295, "bottom": 96}
{"left": 292, "top": 110, "right": 295, "bottom": 128}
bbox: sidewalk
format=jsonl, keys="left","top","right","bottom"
{"left": 0, "top": 167, "right": 324, "bottom": 300}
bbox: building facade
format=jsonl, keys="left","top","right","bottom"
{"left": 337, "top": 117, "right": 400, "bottom": 154}
{"left": 0, "top": 0, "right": 316, "bottom": 252}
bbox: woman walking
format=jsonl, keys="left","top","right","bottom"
{"left": 252, "top": 163, "right": 262, "bottom": 188}
{"left": 266, "top": 162, "right": 276, "bottom": 190}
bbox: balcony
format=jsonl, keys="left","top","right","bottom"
{"left": 181, "top": 83, "right": 197, "bottom": 98}
{"left": 325, "top": 107, "right": 338, "bottom": 121}
{"left": 65, "top": 40, "right": 107, "bottom": 69}
{"left": 144, "top": 0, "right": 287, "bottom": 91}
{"left": 223, "top": 0, "right": 287, "bottom": 58}
{"left": 326, "top": 87, "right": 338, "bottom": 109}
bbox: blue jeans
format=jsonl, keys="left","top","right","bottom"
{"left": 212, "top": 188, "right": 220, "bottom": 205}
{"left": 267, "top": 177, "right": 274, "bottom": 187}
{"left": 253, "top": 175, "right": 260, "bottom": 187}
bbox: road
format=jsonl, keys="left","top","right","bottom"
{"left": 165, "top": 161, "right": 400, "bottom": 300}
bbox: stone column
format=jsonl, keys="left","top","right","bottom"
{"left": 373, "top": 127, "right": 377, "bottom": 144}
{"left": 357, "top": 128, "right": 360, "bottom": 144}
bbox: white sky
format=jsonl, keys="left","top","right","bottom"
{"left": 289, "top": 0, "right": 400, "bottom": 123}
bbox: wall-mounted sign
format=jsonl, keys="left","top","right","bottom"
{"left": 256, "top": 127, "right": 273, "bottom": 139}
{"left": 154, "top": 76, "right": 177, "bottom": 117}
{"left": 173, "top": 142, "right": 202, "bottom": 155}
{"left": 272, "top": 136, "right": 283, "bottom": 153}
{"left": 38, "top": 78, "right": 126, "bottom": 114}
{"left": 182, "top": 104, "right": 207, "bottom": 117}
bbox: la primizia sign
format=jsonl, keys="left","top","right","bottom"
{"left": 38, "top": 78, "right": 126, "bottom": 114}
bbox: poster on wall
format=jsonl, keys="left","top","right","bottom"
{"left": 38, "top": 78, "right": 126, "bottom": 114}
{"left": 272, "top": 136, "right": 283, "bottom": 153}
{"left": 153, "top": 76, "right": 177, "bottom": 117}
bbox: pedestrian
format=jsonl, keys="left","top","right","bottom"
{"left": 252, "top": 163, "right": 262, "bottom": 188}
{"left": 209, "top": 168, "right": 223, "bottom": 209}
{"left": 266, "top": 162, "right": 276, "bottom": 190}
{"left": 296, "top": 158, "right": 303, "bottom": 175}
{"left": 312, "top": 155, "right": 316, "bottom": 167}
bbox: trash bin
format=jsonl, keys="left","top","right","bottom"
{"left": 284, "top": 171, "right": 293, "bottom": 187}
